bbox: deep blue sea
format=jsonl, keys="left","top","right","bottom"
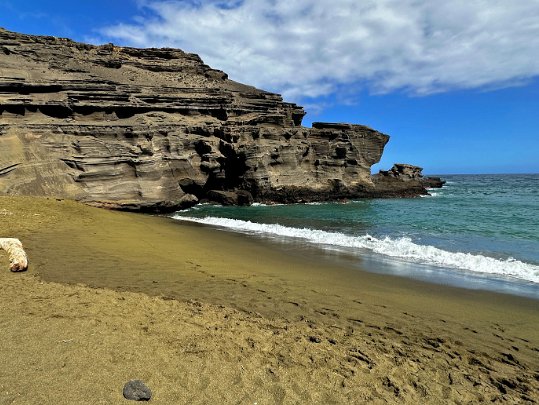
{"left": 172, "top": 174, "right": 539, "bottom": 299}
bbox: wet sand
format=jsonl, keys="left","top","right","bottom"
{"left": 1, "top": 196, "right": 538, "bottom": 404}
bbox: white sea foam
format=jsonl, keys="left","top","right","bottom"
{"left": 251, "top": 202, "right": 286, "bottom": 207}
{"left": 188, "top": 203, "right": 219, "bottom": 210}
{"left": 172, "top": 215, "right": 539, "bottom": 284}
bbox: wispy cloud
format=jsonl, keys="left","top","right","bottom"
{"left": 98, "top": 0, "right": 539, "bottom": 102}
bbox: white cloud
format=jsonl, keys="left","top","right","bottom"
{"left": 99, "top": 0, "right": 539, "bottom": 102}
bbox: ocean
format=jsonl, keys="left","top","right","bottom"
{"left": 172, "top": 174, "right": 539, "bottom": 299}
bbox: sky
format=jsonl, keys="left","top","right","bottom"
{"left": 1, "top": 0, "right": 538, "bottom": 174}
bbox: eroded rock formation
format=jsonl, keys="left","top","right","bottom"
{"left": 0, "top": 28, "right": 436, "bottom": 211}
{"left": 372, "top": 164, "right": 446, "bottom": 197}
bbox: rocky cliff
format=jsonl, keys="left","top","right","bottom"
{"left": 0, "top": 28, "right": 436, "bottom": 212}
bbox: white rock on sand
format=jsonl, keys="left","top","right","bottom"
{"left": 0, "top": 238, "right": 28, "bottom": 272}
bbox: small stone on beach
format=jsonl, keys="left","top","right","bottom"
{"left": 123, "top": 380, "right": 152, "bottom": 401}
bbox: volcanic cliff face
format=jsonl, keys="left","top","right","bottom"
{"left": 0, "top": 28, "right": 410, "bottom": 211}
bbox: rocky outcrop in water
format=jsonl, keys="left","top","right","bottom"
{"left": 372, "top": 164, "right": 445, "bottom": 197}
{"left": 0, "top": 28, "right": 437, "bottom": 211}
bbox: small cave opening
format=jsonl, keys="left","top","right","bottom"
{"left": 219, "top": 141, "right": 249, "bottom": 189}
{"left": 116, "top": 107, "right": 140, "bottom": 119}
{"left": 73, "top": 106, "right": 100, "bottom": 116}
{"left": 211, "top": 108, "right": 228, "bottom": 121}
{"left": 39, "top": 105, "right": 73, "bottom": 119}
{"left": 335, "top": 146, "right": 347, "bottom": 159}
{"left": 195, "top": 140, "right": 213, "bottom": 156}
{"left": 1, "top": 105, "right": 26, "bottom": 116}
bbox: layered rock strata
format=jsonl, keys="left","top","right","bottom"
{"left": 0, "top": 28, "right": 435, "bottom": 211}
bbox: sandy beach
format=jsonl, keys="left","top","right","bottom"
{"left": 1, "top": 196, "right": 538, "bottom": 404}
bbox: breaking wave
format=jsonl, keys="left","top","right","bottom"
{"left": 172, "top": 215, "right": 539, "bottom": 284}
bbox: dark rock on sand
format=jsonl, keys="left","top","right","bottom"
{"left": 0, "top": 28, "right": 438, "bottom": 210}
{"left": 123, "top": 380, "right": 152, "bottom": 401}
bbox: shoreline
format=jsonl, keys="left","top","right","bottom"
{"left": 171, "top": 214, "right": 539, "bottom": 301}
{"left": 1, "top": 196, "right": 538, "bottom": 403}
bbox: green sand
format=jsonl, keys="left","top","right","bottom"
{"left": 1, "top": 196, "right": 538, "bottom": 403}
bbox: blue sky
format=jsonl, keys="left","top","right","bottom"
{"left": 1, "top": 0, "right": 538, "bottom": 174}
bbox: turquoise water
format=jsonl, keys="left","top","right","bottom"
{"left": 173, "top": 174, "right": 539, "bottom": 299}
